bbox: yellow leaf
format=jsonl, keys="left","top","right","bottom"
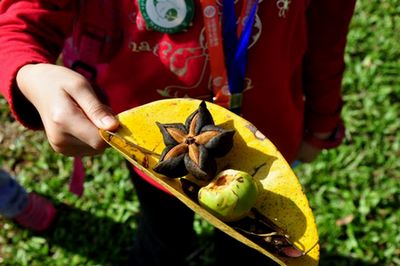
{"left": 99, "top": 98, "right": 319, "bottom": 266}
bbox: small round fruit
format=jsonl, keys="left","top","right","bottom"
{"left": 198, "top": 169, "right": 259, "bottom": 222}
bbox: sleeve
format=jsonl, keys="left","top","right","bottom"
{"left": 303, "top": 0, "right": 357, "bottom": 134}
{"left": 0, "top": 0, "right": 75, "bottom": 129}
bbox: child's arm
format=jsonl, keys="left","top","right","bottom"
{"left": 0, "top": 1, "right": 118, "bottom": 156}
{"left": 16, "top": 63, "right": 119, "bottom": 156}
{"left": 298, "top": 0, "right": 357, "bottom": 161}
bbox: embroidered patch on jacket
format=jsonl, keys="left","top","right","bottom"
{"left": 276, "top": 0, "right": 290, "bottom": 17}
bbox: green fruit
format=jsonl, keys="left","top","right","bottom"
{"left": 198, "top": 169, "right": 259, "bottom": 222}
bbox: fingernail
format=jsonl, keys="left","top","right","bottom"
{"left": 101, "top": 116, "right": 117, "bottom": 128}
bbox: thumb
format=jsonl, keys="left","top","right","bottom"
{"left": 69, "top": 83, "right": 119, "bottom": 130}
{"left": 89, "top": 103, "right": 120, "bottom": 130}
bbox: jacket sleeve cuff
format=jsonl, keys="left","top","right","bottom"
{"left": 1, "top": 57, "right": 50, "bottom": 130}
{"left": 304, "top": 97, "right": 343, "bottom": 132}
{"left": 304, "top": 120, "right": 345, "bottom": 149}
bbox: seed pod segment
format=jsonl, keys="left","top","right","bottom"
{"left": 153, "top": 101, "right": 235, "bottom": 181}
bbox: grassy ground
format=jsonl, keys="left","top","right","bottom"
{"left": 295, "top": 1, "right": 400, "bottom": 265}
{"left": 1, "top": 0, "right": 399, "bottom": 265}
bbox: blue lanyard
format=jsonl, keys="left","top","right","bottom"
{"left": 222, "top": 0, "right": 259, "bottom": 114}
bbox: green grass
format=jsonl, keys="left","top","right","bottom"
{"left": 294, "top": 1, "right": 400, "bottom": 265}
{"left": 1, "top": 0, "right": 400, "bottom": 265}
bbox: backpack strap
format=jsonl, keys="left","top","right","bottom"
{"left": 65, "top": 0, "right": 123, "bottom": 79}
{"left": 66, "top": 0, "right": 123, "bottom": 197}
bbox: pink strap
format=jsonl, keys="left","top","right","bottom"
{"left": 69, "top": 157, "right": 85, "bottom": 196}
{"left": 71, "top": 0, "right": 123, "bottom": 65}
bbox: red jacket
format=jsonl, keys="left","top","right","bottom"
{"left": 0, "top": 0, "right": 356, "bottom": 163}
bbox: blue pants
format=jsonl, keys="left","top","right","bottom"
{"left": 0, "top": 169, "right": 28, "bottom": 218}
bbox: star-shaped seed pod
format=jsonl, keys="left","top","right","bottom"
{"left": 153, "top": 101, "right": 235, "bottom": 181}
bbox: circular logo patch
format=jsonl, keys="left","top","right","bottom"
{"left": 139, "top": 0, "right": 195, "bottom": 34}
{"left": 203, "top": 5, "right": 216, "bottom": 18}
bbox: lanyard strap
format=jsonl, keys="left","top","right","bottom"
{"left": 200, "top": 0, "right": 230, "bottom": 109}
{"left": 200, "top": 0, "right": 259, "bottom": 113}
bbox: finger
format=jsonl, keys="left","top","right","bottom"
{"left": 45, "top": 97, "right": 109, "bottom": 154}
{"left": 49, "top": 132, "right": 105, "bottom": 157}
{"left": 62, "top": 106, "right": 109, "bottom": 151}
{"left": 66, "top": 81, "right": 119, "bottom": 131}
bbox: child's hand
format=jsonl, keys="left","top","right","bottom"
{"left": 296, "top": 141, "right": 322, "bottom": 163}
{"left": 16, "top": 63, "right": 119, "bottom": 157}
{"left": 297, "top": 132, "right": 330, "bottom": 163}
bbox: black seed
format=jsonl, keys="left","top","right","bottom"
{"left": 153, "top": 153, "right": 188, "bottom": 178}
{"left": 203, "top": 129, "right": 235, "bottom": 157}
{"left": 185, "top": 101, "right": 215, "bottom": 135}
{"left": 156, "top": 122, "right": 187, "bottom": 146}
